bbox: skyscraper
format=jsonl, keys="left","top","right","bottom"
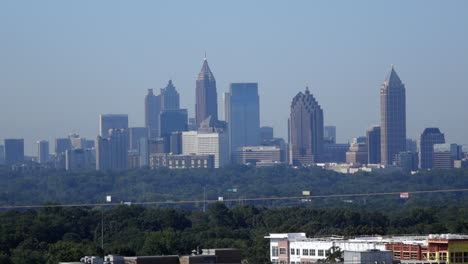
{"left": 4, "top": 139, "right": 24, "bottom": 165}
{"left": 260, "top": 127, "right": 274, "bottom": 142}
{"left": 109, "top": 128, "right": 129, "bottom": 169}
{"left": 37, "top": 140, "right": 49, "bottom": 164}
{"left": 160, "top": 109, "right": 188, "bottom": 137}
{"left": 160, "top": 80, "right": 180, "bottom": 110}
{"left": 366, "top": 126, "right": 381, "bottom": 164}
{"left": 324, "top": 126, "right": 336, "bottom": 144}
{"left": 96, "top": 136, "right": 110, "bottom": 170}
{"left": 99, "top": 114, "right": 129, "bottom": 138}
{"left": 380, "top": 66, "right": 406, "bottom": 165}
{"left": 0, "top": 145, "right": 5, "bottom": 165}
{"left": 195, "top": 57, "right": 218, "bottom": 126}
{"left": 55, "top": 138, "right": 72, "bottom": 155}
{"left": 145, "top": 89, "right": 161, "bottom": 138}
{"left": 225, "top": 83, "right": 260, "bottom": 154}
{"left": 128, "top": 127, "right": 149, "bottom": 153}
{"left": 418, "top": 128, "right": 445, "bottom": 169}
{"left": 289, "top": 87, "right": 324, "bottom": 166}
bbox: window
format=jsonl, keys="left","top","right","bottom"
{"left": 450, "top": 253, "right": 454, "bottom": 263}
{"left": 303, "top": 249, "right": 309, "bottom": 256}
{"left": 455, "top": 252, "right": 463, "bottom": 263}
{"left": 394, "top": 252, "right": 401, "bottom": 260}
{"left": 464, "top": 252, "right": 468, "bottom": 263}
{"left": 440, "top": 252, "right": 447, "bottom": 261}
{"left": 291, "top": 248, "right": 295, "bottom": 255}
{"left": 310, "top": 249, "right": 316, "bottom": 256}
{"left": 272, "top": 246, "right": 278, "bottom": 257}
{"left": 318, "top": 250, "right": 324, "bottom": 256}
{"left": 325, "top": 250, "right": 330, "bottom": 256}
{"left": 272, "top": 260, "right": 278, "bottom": 264}
{"left": 280, "top": 261, "right": 286, "bottom": 264}
{"left": 297, "top": 249, "right": 300, "bottom": 255}
{"left": 280, "top": 248, "right": 286, "bottom": 255}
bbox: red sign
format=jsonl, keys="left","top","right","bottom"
{"left": 400, "top": 193, "right": 410, "bottom": 199}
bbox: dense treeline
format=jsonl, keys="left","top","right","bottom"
{"left": 1, "top": 203, "right": 468, "bottom": 264}
{"left": 1, "top": 165, "right": 468, "bottom": 211}
{"left": 1, "top": 166, "right": 468, "bottom": 263}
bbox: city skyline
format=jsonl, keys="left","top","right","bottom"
{"left": 1, "top": 1, "right": 468, "bottom": 155}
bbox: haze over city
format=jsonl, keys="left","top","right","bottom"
{"left": 1, "top": 0, "right": 468, "bottom": 155}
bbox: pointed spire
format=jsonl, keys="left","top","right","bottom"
{"left": 385, "top": 64, "right": 402, "bottom": 84}
{"left": 197, "top": 57, "right": 215, "bottom": 81}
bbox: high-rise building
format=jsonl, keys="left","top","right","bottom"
{"left": 145, "top": 89, "right": 162, "bottom": 138}
{"left": 65, "top": 149, "right": 93, "bottom": 170}
{"left": 182, "top": 125, "right": 229, "bottom": 169}
{"left": 99, "top": 114, "right": 129, "bottom": 138}
{"left": 0, "top": 145, "right": 5, "bottom": 165}
{"left": 418, "top": 128, "right": 445, "bottom": 169}
{"left": 260, "top": 127, "right": 274, "bottom": 142}
{"left": 70, "top": 134, "right": 86, "bottom": 150}
{"left": 37, "top": 140, "right": 49, "bottom": 164}
{"left": 324, "top": 126, "right": 336, "bottom": 144}
{"left": 96, "top": 136, "right": 110, "bottom": 170}
{"left": 380, "top": 66, "right": 406, "bottom": 165}
{"left": 169, "top": 132, "right": 183, "bottom": 155}
{"left": 160, "top": 109, "right": 188, "bottom": 137}
{"left": 109, "top": 128, "right": 129, "bottom": 169}
{"left": 225, "top": 83, "right": 260, "bottom": 155}
{"left": 289, "top": 87, "right": 324, "bottom": 166}
{"left": 129, "top": 127, "right": 148, "bottom": 153}
{"left": 160, "top": 80, "right": 180, "bottom": 110}
{"left": 4, "top": 139, "right": 24, "bottom": 165}
{"left": 406, "top": 139, "right": 417, "bottom": 152}
{"left": 346, "top": 139, "right": 368, "bottom": 165}
{"left": 195, "top": 57, "right": 218, "bottom": 126}
{"left": 366, "top": 126, "right": 381, "bottom": 164}
{"left": 55, "top": 138, "right": 72, "bottom": 155}
{"left": 433, "top": 144, "right": 454, "bottom": 169}
{"left": 395, "top": 151, "right": 418, "bottom": 172}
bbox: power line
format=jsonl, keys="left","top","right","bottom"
{"left": 1, "top": 188, "right": 467, "bottom": 209}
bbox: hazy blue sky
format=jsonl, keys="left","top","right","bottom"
{"left": 1, "top": 0, "right": 468, "bottom": 155}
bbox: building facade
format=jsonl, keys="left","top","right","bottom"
{"left": 150, "top": 153, "right": 215, "bottom": 169}
{"left": 145, "top": 88, "right": 161, "bottom": 138}
{"left": 380, "top": 66, "right": 406, "bottom": 165}
{"left": 366, "top": 126, "right": 381, "bottom": 164}
{"left": 128, "top": 127, "right": 148, "bottom": 153}
{"left": 37, "top": 140, "right": 49, "bottom": 164}
{"left": 55, "top": 138, "right": 72, "bottom": 155}
{"left": 182, "top": 130, "right": 229, "bottom": 168}
{"left": 289, "top": 87, "right": 324, "bottom": 166}
{"left": 109, "top": 128, "right": 129, "bottom": 169}
{"left": 419, "top": 128, "right": 445, "bottom": 169}
{"left": 225, "top": 83, "right": 260, "bottom": 156}
{"left": 234, "top": 146, "right": 281, "bottom": 165}
{"left": 195, "top": 58, "right": 218, "bottom": 127}
{"left": 99, "top": 114, "right": 129, "bottom": 138}
{"left": 4, "top": 139, "right": 24, "bottom": 165}
{"left": 266, "top": 233, "right": 468, "bottom": 264}
{"left": 160, "top": 79, "right": 180, "bottom": 110}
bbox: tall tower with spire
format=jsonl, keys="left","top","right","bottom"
{"left": 160, "top": 80, "right": 180, "bottom": 110}
{"left": 380, "top": 65, "right": 406, "bottom": 165}
{"left": 289, "top": 87, "right": 324, "bottom": 166}
{"left": 195, "top": 57, "right": 218, "bottom": 127}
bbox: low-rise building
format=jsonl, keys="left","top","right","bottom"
{"left": 150, "top": 153, "right": 214, "bottom": 169}
{"left": 265, "top": 233, "right": 468, "bottom": 264}
{"left": 234, "top": 146, "right": 281, "bottom": 165}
